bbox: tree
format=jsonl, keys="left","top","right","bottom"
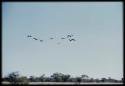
{"left": 81, "top": 75, "right": 89, "bottom": 79}
{"left": 51, "top": 72, "right": 63, "bottom": 82}
{"left": 62, "top": 74, "right": 70, "bottom": 82}
{"left": 39, "top": 74, "right": 45, "bottom": 82}
{"left": 7, "top": 71, "right": 19, "bottom": 84}
{"left": 29, "top": 76, "right": 36, "bottom": 82}
{"left": 101, "top": 78, "right": 107, "bottom": 82}
{"left": 95, "top": 78, "right": 100, "bottom": 83}
{"left": 44, "top": 77, "right": 52, "bottom": 82}
{"left": 76, "top": 77, "right": 82, "bottom": 84}
{"left": 89, "top": 78, "right": 94, "bottom": 82}
{"left": 107, "top": 77, "right": 113, "bottom": 82}
{"left": 81, "top": 74, "right": 89, "bottom": 82}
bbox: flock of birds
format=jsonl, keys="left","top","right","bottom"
{"left": 27, "top": 34, "right": 76, "bottom": 44}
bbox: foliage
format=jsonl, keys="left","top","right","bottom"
{"left": 2, "top": 72, "right": 123, "bottom": 84}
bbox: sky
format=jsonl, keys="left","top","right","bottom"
{"left": 2, "top": 2, "right": 123, "bottom": 79}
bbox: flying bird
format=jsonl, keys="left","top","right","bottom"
{"left": 50, "top": 38, "right": 54, "bottom": 40}
{"left": 40, "top": 40, "right": 43, "bottom": 42}
{"left": 69, "top": 39, "right": 76, "bottom": 42}
{"left": 27, "top": 34, "right": 76, "bottom": 45}
{"left": 27, "top": 35, "right": 32, "bottom": 37}
{"left": 33, "top": 38, "right": 38, "bottom": 40}
{"left": 67, "top": 35, "right": 73, "bottom": 38}
{"left": 61, "top": 37, "right": 65, "bottom": 39}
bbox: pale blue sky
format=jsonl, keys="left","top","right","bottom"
{"left": 2, "top": 2, "right": 123, "bottom": 79}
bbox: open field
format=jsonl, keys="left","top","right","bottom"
{"left": 2, "top": 82, "right": 123, "bottom": 85}
{"left": 29, "top": 82, "right": 123, "bottom": 85}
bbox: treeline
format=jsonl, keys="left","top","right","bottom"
{"left": 2, "top": 72, "right": 123, "bottom": 84}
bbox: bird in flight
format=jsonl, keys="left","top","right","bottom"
{"left": 50, "top": 38, "right": 54, "bottom": 40}
{"left": 33, "top": 38, "right": 38, "bottom": 40}
{"left": 61, "top": 37, "right": 65, "bottom": 39}
{"left": 27, "top": 35, "right": 32, "bottom": 37}
{"left": 69, "top": 39, "right": 76, "bottom": 42}
{"left": 40, "top": 40, "right": 43, "bottom": 42}
{"left": 67, "top": 34, "right": 73, "bottom": 38}
{"left": 27, "top": 34, "right": 76, "bottom": 44}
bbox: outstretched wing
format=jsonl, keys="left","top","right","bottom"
{"left": 33, "top": 38, "right": 38, "bottom": 40}
{"left": 69, "top": 39, "right": 76, "bottom": 42}
{"left": 27, "top": 35, "right": 32, "bottom": 37}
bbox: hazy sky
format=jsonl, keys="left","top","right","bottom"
{"left": 2, "top": 2, "right": 123, "bottom": 79}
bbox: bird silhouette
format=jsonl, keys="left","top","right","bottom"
{"left": 61, "top": 37, "right": 65, "bottom": 39}
{"left": 33, "top": 38, "right": 38, "bottom": 40}
{"left": 69, "top": 39, "right": 76, "bottom": 42}
{"left": 27, "top": 35, "right": 32, "bottom": 37}
{"left": 50, "top": 38, "right": 54, "bottom": 40}
{"left": 27, "top": 34, "right": 76, "bottom": 44}
{"left": 67, "top": 35, "right": 73, "bottom": 38}
{"left": 40, "top": 40, "right": 43, "bottom": 42}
